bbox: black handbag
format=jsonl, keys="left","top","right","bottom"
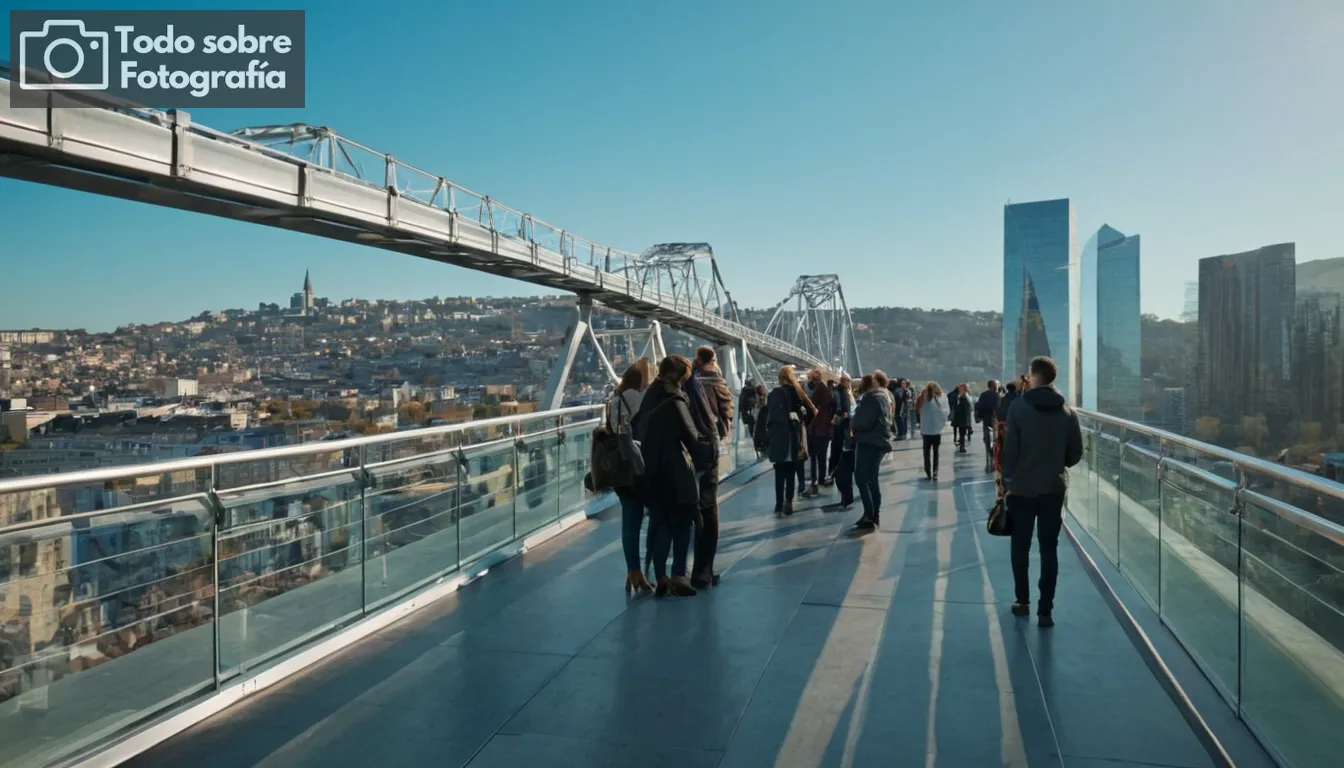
{"left": 986, "top": 497, "right": 1013, "bottom": 537}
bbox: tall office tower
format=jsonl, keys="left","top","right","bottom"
{"left": 1003, "top": 198, "right": 1076, "bottom": 401}
{"left": 1194, "top": 243, "right": 1296, "bottom": 444}
{"left": 1181, "top": 282, "right": 1199, "bottom": 322}
{"left": 1291, "top": 292, "right": 1343, "bottom": 437}
{"left": 1080, "top": 225, "right": 1142, "bottom": 420}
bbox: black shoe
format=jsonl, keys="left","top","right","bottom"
{"left": 1011, "top": 602, "right": 1030, "bottom": 616}
{"left": 784, "top": 500, "right": 795, "bottom": 516}
{"left": 853, "top": 516, "right": 875, "bottom": 531}
{"left": 774, "top": 504, "right": 783, "bottom": 517}
{"left": 1038, "top": 613, "right": 1054, "bottom": 628}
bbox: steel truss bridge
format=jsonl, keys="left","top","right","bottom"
{"left": 0, "top": 68, "right": 860, "bottom": 402}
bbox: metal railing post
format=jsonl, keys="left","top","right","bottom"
{"left": 209, "top": 462, "right": 222, "bottom": 690}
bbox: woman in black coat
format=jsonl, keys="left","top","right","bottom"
{"left": 635, "top": 355, "right": 704, "bottom": 597}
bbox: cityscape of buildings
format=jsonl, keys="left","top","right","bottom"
{"left": 1003, "top": 199, "right": 1344, "bottom": 478}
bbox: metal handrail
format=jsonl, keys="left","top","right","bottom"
{"left": 0, "top": 405, "right": 603, "bottom": 496}
{"left": 1076, "top": 408, "right": 1344, "bottom": 541}
{"left": 1076, "top": 409, "right": 1344, "bottom": 503}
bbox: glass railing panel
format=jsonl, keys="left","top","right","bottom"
{"left": 1093, "top": 429, "right": 1124, "bottom": 562}
{"left": 0, "top": 497, "right": 215, "bottom": 768}
{"left": 1238, "top": 491, "right": 1344, "bottom": 768}
{"left": 1115, "top": 443, "right": 1162, "bottom": 610}
{"left": 517, "top": 414, "right": 562, "bottom": 439}
{"left": 1067, "top": 426, "right": 1099, "bottom": 535}
{"left": 0, "top": 469, "right": 212, "bottom": 523}
{"left": 1158, "top": 460, "right": 1240, "bottom": 704}
{"left": 363, "top": 454, "right": 460, "bottom": 609}
{"left": 559, "top": 422, "right": 597, "bottom": 519}
{"left": 213, "top": 448, "right": 356, "bottom": 493}
{"left": 362, "top": 430, "right": 457, "bottom": 466}
{"left": 457, "top": 443, "right": 517, "bottom": 563}
{"left": 515, "top": 434, "right": 562, "bottom": 538}
{"left": 215, "top": 474, "right": 364, "bottom": 677}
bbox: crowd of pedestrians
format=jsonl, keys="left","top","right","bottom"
{"left": 593, "top": 351, "right": 1084, "bottom": 628}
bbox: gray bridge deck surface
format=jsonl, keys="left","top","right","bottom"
{"left": 127, "top": 443, "right": 1217, "bottom": 768}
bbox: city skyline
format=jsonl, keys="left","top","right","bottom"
{"left": 5, "top": 2, "right": 1344, "bottom": 330}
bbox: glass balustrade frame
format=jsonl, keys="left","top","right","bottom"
{"left": 1067, "top": 408, "right": 1344, "bottom": 768}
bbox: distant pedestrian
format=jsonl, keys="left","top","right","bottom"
{"left": 851, "top": 371, "right": 895, "bottom": 531}
{"left": 766, "top": 366, "right": 814, "bottom": 516}
{"left": 918, "top": 382, "right": 949, "bottom": 481}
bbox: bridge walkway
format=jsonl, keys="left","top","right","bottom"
{"left": 127, "top": 440, "right": 1219, "bottom": 768}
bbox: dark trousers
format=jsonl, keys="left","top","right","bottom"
{"left": 1009, "top": 494, "right": 1065, "bottom": 613}
{"left": 828, "top": 420, "right": 847, "bottom": 476}
{"left": 796, "top": 458, "right": 806, "bottom": 490}
{"left": 854, "top": 444, "right": 884, "bottom": 520}
{"left": 808, "top": 435, "right": 830, "bottom": 485}
{"left": 835, "top": 450, "right": 855, "bottom": 506}
{"left": 649, "top": 502, "right": 693, "bottom": 581}
{"left": 922, "top": 434, "right": 941, "bottom": 476}
{"left": 896, "top": 412, "right": 908, "bottom": 439}
{"left": 773, "top": 461, "right": 796, "bottom": 507}
{"left": 618, "top": 491, "right": 645, "bottom": 572}
{"left": 693, "top": 468, "right": 720, "bottom": 581}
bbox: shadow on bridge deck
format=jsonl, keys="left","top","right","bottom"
{"left": 127, "top": 440, "right": 1219, "bottom": 768}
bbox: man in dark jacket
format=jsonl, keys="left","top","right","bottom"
{"left": 689, "top": 346, "right": 735, "bottom": 589}
{"left": 974, "top": 380, "right": 1001, "bottom": 473}
{"left": 1001, "top": 356, "right": 1083, "bottom": 628}
{"left": 851, "top": 372, "right": 894, "bottom": 531}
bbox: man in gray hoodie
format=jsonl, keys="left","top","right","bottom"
{"left": 1001, "top": 356, "right": 1083, "bottom": 628}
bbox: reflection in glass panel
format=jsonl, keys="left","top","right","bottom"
{"left": 515, "top": 434, "right": 561, "bottom": 537}
{"left": 1115, "top": 446, "right": 1162, "bottom": 609}
{"left": 216, "top": 476, "right": 363, "bottom": 675}
{"left": 1158, "top": 465, "right": 1239, "bottom": 702}
{"left": 0, "top": 498, "right": 215, "bottom": 768}
{"left": 1240, "top": 495, "right": 1344, "bottom": 768}
{"left": 364, "top": 458, "right": 459, "bottom": 608}
{"left": 1080, "top": 225, "right": 1142, "bottom": 421}
{"left": 458, "top": 445, "right": 517, "bottom": 563}
{"left": 559, "top": 425, "right": 595, "bottom": 519}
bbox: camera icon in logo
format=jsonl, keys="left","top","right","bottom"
{"left": 18, "top": 20, "right": 110, "bottom": 91}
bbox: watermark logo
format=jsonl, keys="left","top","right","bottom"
{"left": 9, "top": 10, "right": 305, "bottom": 108}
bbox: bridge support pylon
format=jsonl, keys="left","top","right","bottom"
{"left": 542, "top": 297, "right": 593, "bottom": 411}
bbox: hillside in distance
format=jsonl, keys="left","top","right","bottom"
{"left": 1298, "top": 256, "right": 1344, "bottom": 296}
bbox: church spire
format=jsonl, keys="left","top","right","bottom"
{"left": 303, "top": 269, "right": 312, "bottom": 293}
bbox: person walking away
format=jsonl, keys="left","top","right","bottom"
{"left": 950, "top": 383, "right": 974, "bottom": 452}
{"left": 751, "top": 383, "right": 770, "bottom": 458}
{"left": 766, "top": 366, "right": 813, "bottom": 516}
{"left": 689, "top": 346, "right": 734, "bottom": 589}
{"left": 851, "top": 371, "right": 895, "bottom": 531}
{"left": 829, "top": 375, "right": 853, "bottom": 480}
{"left": 974, "top": 380, "right": 1001, "bottom": 473}
{"left": 1002, "top": 356, "right": 1083, "bottom": 628}
{"left": 889, "top": 378, "right": 908, "bottom": 440}
{"left": 830, "top": 377, "right": 861, "bottom": 512}
{"left": 918, "top": 382, "right": 948, "bottom": 480}
{"left": 803, "top": 369, "right": 834, "bottom": 497}
{"left": 610, "top": 359, "right": 654, "bottom": 593}
{"left": 739, "top": 378, "right": 760, "bottom": 444}
{"left": 635, "top": 355, "right": 705, "bottom": 597}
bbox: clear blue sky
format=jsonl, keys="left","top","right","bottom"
{"left": 4, "top": 0, "right": 1342, "bottom": 331}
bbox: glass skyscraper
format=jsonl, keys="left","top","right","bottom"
{"left": 1194, "top": 243, "right": 1296, "bottom": 443}
{"left": 1080, "top": 225, "right": 1142, "bottom": 420}
{"left": 1003, "top": 198, "right": 1076, "bottom": 401}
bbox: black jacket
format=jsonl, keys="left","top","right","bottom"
{"left": 974, "top": 389, "right": 1001, "bottom": 424}
{"left": 634, "top": 382, "right": 703, "bottom": 507}
{"left": 1001, "top": 386, "right": 1084, "bottom": 498}
{"left": 995, "top": 389, "right": 1020, "bottom": 422}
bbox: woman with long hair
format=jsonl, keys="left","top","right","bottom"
{"left": 918, "top": 381, "right": 949, "bottom": 481}
{"left": 766, "top": 365, "right": 814, "bottom": 516}
{"left": 635, "top": 355, "right": 704, "bottom": 596}
{"left": 803, "top": 368, "right": 834, "bottom": 497}
{"left": 610, "top": 359, "right": 653, "bottom": 593}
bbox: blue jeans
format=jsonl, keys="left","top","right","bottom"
{"left": 619, "top": 491, "right": 645, "bottom": 572}
{"left": 855, "top": 444, "right": 885, "bottom": 520}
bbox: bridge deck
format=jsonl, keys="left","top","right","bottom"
{"left": 128, "top": 442, "right": 1218, "bottom": 768}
